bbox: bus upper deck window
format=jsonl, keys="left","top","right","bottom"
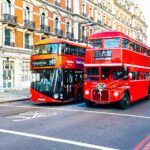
{"left": 104, "top": 38, "right": 120, "bottom": 48}
{"left": 136, "top": 44, "right": 142, "bottom": 53}
{"left": 122, "top": 38, "right": 129, "bottom": 48}
{"left": 143, "top": 48, "right": 147, "bottom": 56}
{"left": 88, "top": 39, "right": 102, "bottom": 48}
{"left": 130, "top": 42, "right": 136, "bottom": 51}
{"left": 148, "top": 50, "right": 150, "bottom": 56}
{"left": 47, "top": 44, "right": 59, "bottom": 54}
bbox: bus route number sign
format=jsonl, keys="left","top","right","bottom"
{"left": 94, "top": 50, "right": 112, "bottom": 60}
{"left": 32, "top": 58, "right": 56, "bottom": 67}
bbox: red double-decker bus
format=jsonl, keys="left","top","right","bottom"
{"left": 84, "top": 31, "right": 150, "bottom": 109}
{"left": 30, "top": 38, "right": 86, "bottom": 103}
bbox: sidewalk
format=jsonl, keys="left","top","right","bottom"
{"left": 0, "top": 89, "right": 30, "bottom": 103}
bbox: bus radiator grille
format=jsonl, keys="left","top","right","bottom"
{"left": 92, "top": 90, "right": 109, "bottom": 103}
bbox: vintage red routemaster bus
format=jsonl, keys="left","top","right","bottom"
{"left": 30, "top": 38, "right": 86, "bottom": 103}
{"left": 84, "top": 31, "right": 150, "bottom": 109}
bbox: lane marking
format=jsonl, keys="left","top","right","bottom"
{"left": 64, "top": 103, "right": 85, "bottom": 108}
{"left": 0, "top": 104, "right": 150, "bottom": 119}
{"left": 134, "top": 134, "right": 150, "bottom": 150}
{"left": 0, "top": 129, "right": 118, "bottom": 150}
{"left": 6, "top": 111, "right": 57, "bottom": 122}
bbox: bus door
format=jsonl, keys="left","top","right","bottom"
{"left": 63, "top": 70, "right": 74, "bottom": 99}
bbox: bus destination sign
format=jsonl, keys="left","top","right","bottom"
{"left": 32, "top": 58, "right": 56, "bottom": 67}
{"left": 94, "top": 50, "right": 112, "bottom": 60}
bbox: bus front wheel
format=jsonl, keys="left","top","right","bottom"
{"left": 119, "top": 91, "right": 130, "bottom": 109}
{"left": 85, "top": 99, "right": 94, "bottom": 107}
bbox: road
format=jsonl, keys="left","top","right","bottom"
{"left": 0, "top": 99, "right": 149, "bottom": 150}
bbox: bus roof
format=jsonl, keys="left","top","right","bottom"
{"left": 89, "top": 31, "right": 149, "bottom": 49}
{"left": 35, "top": 37, "right": 87, "bottom": 48}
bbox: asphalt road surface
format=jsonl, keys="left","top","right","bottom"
{"left": 0, "top": 99, "right": 149, "bottom": 150}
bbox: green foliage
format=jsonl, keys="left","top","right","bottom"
{"left": 95, "top": 82, "right": 106, "bottom": 91}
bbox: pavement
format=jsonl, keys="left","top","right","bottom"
{"left": 0, "top": 89, "right": 30, "bottom": 103}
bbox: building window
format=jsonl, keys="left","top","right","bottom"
{"left": 108, "top": 17, "right": 111, "bottom": 28}
{"left": 82, "top": 26, "right": 85, "bottom": 37}
{"left": 55, "top": 18, "right": 59, "bottom": 29}
{"left": 24, "top": 6, "right": 30, "bottom": 20}
{"left": 55, "top": 17, "right": 62, "bottom": 35}
{"left": 66, "top": 0, "right": 70, "bottom": 8}
{"left": 25, "top": 33, "right": 30, "bottom": 49}
{"left": 82, "top": 2, "right": 86, "bottom": 17}
{"left": 5, "top": 29, "right": 11, "bottom": 46}
{"left": 108, "top": 0, "right": 111, "bottom": 11}
{"left": 4, "top": 0, "right": 11, "bottom": 14}
{"left": 90, "top": 29, "right": 92, "bottom": 34}
{"left": 90, "top": 7, "right": 93, "bottom": 19}
{"left": 41, "top": 12, "right": 45, "bottom": 29}
{"left": 103, "top": 14, "right": 106, "bottom": 25}
{"left": 55, "top": 0, "right": 60, "bottom": 6}
{"left": 41, "top": 12, "right": 45, "bottom": 25}
{"left": 22, "top": 61, "right": 30, "bottom": 81}
{"left": 66, "top": 22, "right": 70, "bottom": 33}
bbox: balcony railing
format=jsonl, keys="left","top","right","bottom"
{"left": 66, "top": 6, "right": 71, "bottom": 12}
{"left": 66, "top": 32, "right": 74, "bottom": 40}
{"left": 25, "top": 44, "right": 33, "bottom": 49}
{"left": 82, "top": 12, "right": 86, "bottom": 17}
{"left": 55, "top": 1, "right": 60, "bottom": 6}
{"left": 24, "top": 20, "right": 35, "bottom": 31}
{"left": 3, "top": 14, "right": 17, "bottom": 26}
{"left": 5, "top": 41, "right": 15, "bottom": 47}
{"left": 54, "top": 28, "right": 63, "bottom": 37}
{"left": 40, "top": 25, "right": 50, "bottom": 34}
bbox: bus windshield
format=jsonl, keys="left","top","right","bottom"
{"left": 104, "top": 38, "right": 120, "bottom": 48}
{"left": 86, "top": 67, "right": 99, "bottom": 81}
{"left": 34, "top": 44, "right": 60, "bottom": 54}
{"left": 31, "top": 69, "right": 62, "bottom": 93}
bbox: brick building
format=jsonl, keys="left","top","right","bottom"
{"left": 0, "top": 0, "right": 147, "bottom": 91}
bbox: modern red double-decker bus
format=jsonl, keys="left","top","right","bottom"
{"left": 30, "top": 38, "right": 86, "bottom": 103}
{"left": 84, "top": 31, "right": 150, "bottom": 109}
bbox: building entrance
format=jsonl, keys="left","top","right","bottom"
{"left": 3, "top": 60, "right": 15, "bottom": 89}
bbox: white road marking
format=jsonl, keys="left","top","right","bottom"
{"left": 6, "top": 111, "right": 57, "bottom": 122}
{"left": 0, "top": 104, "right": 150, "bottom": 119}
{"left": 64, "top": 103, "right": 85, "bottom": 108}
{"left": 0, "top": 129, "right": 118, "bottom": 150}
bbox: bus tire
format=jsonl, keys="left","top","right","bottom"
{"left": 119, "top": 91, "right": 130, "bottom": 109}
{"left": 85, "top": 99, "right": 94, "bottom": 107}
{"left": 147, "top": 87, "right": 150, "bottom": 100}
{"left": 76, "top": 91, "right": 83, "bottom": 102}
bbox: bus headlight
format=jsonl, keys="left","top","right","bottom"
{"left": 114, "top": 92, "right": 119, "bottom": 97}
{"left": 53, "top": 93, "right": 59, "bottom": 99}
{"left": 85, "top": 90, "right": 90, "bottom": 95}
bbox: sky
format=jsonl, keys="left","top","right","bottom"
{"left": 136, "top": 0, "right": 150, "bottom": 46}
